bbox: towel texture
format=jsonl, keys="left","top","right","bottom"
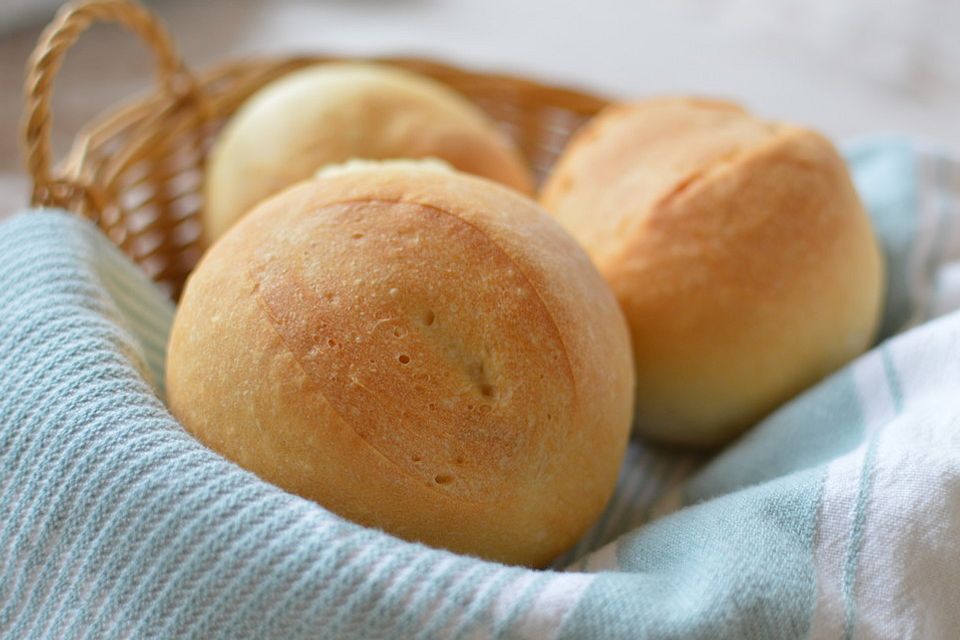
{"left": 1, "top": 138, "right": 958, "bottom": 639}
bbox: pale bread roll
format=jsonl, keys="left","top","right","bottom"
{"left": 203, "top": 62, "right": 533, "bottom": 242}
{"left": 541, "top": 98, "right": 884, "bottom": 447}
{"left": 168, "top": 163, "right": 634, "bottom": 567}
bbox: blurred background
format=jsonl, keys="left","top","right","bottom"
{"left": 0, "top": 0, "right": 957, "bottom": 216}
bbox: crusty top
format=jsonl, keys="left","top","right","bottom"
{"left": 204, "top": 63, "right": 534, "bottom": 241}
{"left": 168, "top": 166, "right": 634, "bottom": 565}
{"left": 540, "top": 97, "right": 884, "bottom": 444}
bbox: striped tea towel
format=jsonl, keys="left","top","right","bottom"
{"left": 1, "top": 137, "right": 958, "bottom": 639}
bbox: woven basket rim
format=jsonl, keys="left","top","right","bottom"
{"left": 22, "top": 0, "right": 611, "bottom": 298}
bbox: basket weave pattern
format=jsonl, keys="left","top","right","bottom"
{"left": 22, "top": 0, "right": 609, "bottom": 298}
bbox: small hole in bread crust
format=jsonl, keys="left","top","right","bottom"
{"left": 479, "top": 384, "right": 495, "bottom": 398}
{"left": 351, "top": 232, "right": 365, "bottom": 239}
{"left": 434, "top": 474, "right": 454, "bottom": 485}
{"left": 422, "top": 310, "right": 435, "bottom": 326}
{"left": 398, "top": 354, "right": 410, "bottom": 364}
{"left": 393, "top": 326, "right": 405, "bottom": 338}
{"left": 412, "top": 455, "right": 422, "bottom": 463}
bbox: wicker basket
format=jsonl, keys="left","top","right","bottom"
{"left": 22, "top": 0, "right": 609, "bottom": 298}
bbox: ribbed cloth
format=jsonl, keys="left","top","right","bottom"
{"left": 1, "top": 137, "right": 959, "bottom": 639}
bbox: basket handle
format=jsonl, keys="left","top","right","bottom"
{"left": 22, "top": 0, "right": 200, "bottom": 211}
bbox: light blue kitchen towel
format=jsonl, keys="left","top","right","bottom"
{"left": 1, "top": 137, "right": 959, "bottom": 639}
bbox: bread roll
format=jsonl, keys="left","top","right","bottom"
{"left": 203, "top": 62, "right": 533, "bottom": 242}
{"left": 167, "top": 163, "right": 634, "bottom": 567}
{"left": 541, "top": 98, "right": 884, "bottom": 447}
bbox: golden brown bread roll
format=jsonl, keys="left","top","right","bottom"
{"left": 167, "top": 162, "right": 634, "bottom": 567}
{"left": 203, "top": 62, "right": 534, "bottom": 242}
{"left": 540, "top": 97, "right": 884, "bottom": 447}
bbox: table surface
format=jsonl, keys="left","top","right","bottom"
{"left": 1, "top": 0, "right": 957, "bottom": 217}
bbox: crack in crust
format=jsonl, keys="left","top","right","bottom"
{"left": 246, "top": 195, "right": 579, "bottom": 501}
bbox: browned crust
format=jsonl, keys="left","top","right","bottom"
{"left": 246, "top": 196, "right": 578, "bottom": 501}
{"left": 167, "top": 166, "right": 634, "bottom": 565}
{"left": 539, "top": 99, "right": 884, "bottom": 446}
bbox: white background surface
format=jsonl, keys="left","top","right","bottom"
{"left": 0, "top": 0, "right": 957, "bottom": 216}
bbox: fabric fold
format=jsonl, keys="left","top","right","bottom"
{"left": 1, "top": 138, "right": 958, "bottom": 639}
